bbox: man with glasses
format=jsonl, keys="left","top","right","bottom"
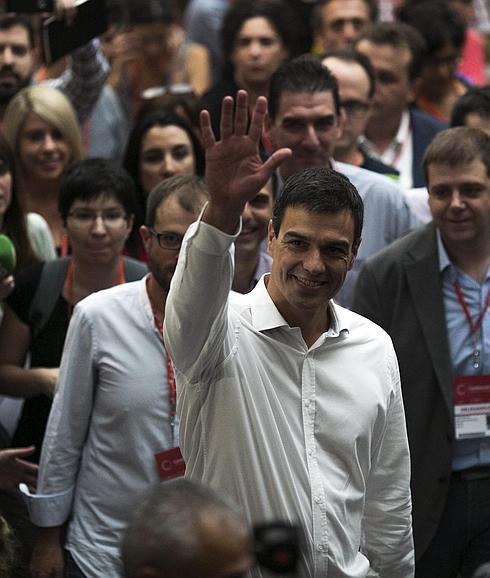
{"left": 21, "top": 175, "right": 208, "bottom": 578}
{"left": 321, "top": 49, "right": 400, "bottom": 179}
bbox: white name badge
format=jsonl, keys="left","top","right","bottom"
{"left": 453, "top": 375, "right": 490, "bottom": 440}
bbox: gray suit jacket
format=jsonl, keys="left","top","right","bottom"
{"left": 352, "top": 223, "right": 454, "bottom": 559}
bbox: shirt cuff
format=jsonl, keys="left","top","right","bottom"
{"left": 19, "top": 483, "right": 74, "bottom": 527}
{"left": 184, "top": 203, "right": 241, "bottom": 256}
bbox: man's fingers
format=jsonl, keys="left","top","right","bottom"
{"left": 262, "top": 147, "right": 292, "bottom": 175}
{"left": 248, "top": 96, "right": 268, "bottom": 143}
{"left": 200, "top": 110, "right": 216, "bottom": 149}
{"left": 219, "top": 96, "right": 234, "bottom": 140}
{"left": 234, "top": 90, "right": 248, "bottom": 136}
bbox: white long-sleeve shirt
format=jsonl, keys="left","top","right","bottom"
{"left": 22, "top": 278, "right": 173, "bottom": 577}
{"left": 164, "top": 218, "right": 414, "bottom": 578}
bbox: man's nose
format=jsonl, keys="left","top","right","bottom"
{"left": 303, "top": 124, "right": 320, "bottom": 148}
{"left": 1, "top": 46, "right": 15, "bottom": 66}
{"left": 303, "top": 248, "right": 325, "bottom": 274}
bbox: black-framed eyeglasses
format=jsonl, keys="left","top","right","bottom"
{"left": 149, "top": 229, "right": 184, "bottom": 251}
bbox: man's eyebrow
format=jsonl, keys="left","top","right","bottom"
{"left": 282, "top": 231, "right": 309, "bottom": 241}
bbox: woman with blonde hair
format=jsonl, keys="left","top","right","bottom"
{"left": 3, "top": 85, "right": 84, "bottom": 253}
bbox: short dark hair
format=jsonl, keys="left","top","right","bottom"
{"left": 272, "top": 167, "right": 363, "bottom": 247}
{"left": 145, "top": 175, "right": 208, "bottom": 228}
{"left": 122, "top": 479, "right": 247, "bottom": 578}
{"left": 268, "top": 56, "right": 341, "bottom": 121}
{"left": 357, "top": 21, "right": 427, "bottom": 82}
{"left": 59, "top": 158, "right": 138, "bottom": 221}
{"left": 320, "top": 49, "right": 376, "bottom": 99}
{"left": 451, "top": 85, "right": 490, "bottom": 127}
{"left": 221, "top": 0, "right": 296, "bottom": 80}
{"left": 312, "top": 0, "right": 379, "bottom": 30}
{"left": 398, "top": 1, "right": 465, "bottom": 56}
{"left": 0, "top": 14, "right": 35, "bottom": 48}
{"left": 423, "top": 127, "right": 490, "bottom": 181}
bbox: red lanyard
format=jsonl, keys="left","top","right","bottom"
{"left": 453, "top": 281, "right": 490, "bottom": 370}
{"left": 145, "top": 277, "right": 177, "bottom": 444}
{"left": 65, "top": 260, "right": 125, "bottom": 320}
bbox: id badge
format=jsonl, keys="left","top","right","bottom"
{"left": 453, "top": 375, "right": 490, "bottom": 440}
{"left": 154, "top": 447, "right": 186, "bottom": 481}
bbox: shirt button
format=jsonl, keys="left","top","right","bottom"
{"left": 317, "top": 544, "right": 324, "bottom": 552}
{"left": 308, "top": 449, "right": 313, "bottom": 456}
{"left": 315, "top": 496, "right": 321, "bottom": 504}
{"left": 305, "top": 400, "right": 310, "bottom": 408}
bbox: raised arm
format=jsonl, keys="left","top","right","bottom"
{"left": 200, "top": 90, "right": 291, "bottom": 233}
{"left": 164, "top": 91, "right": 290, "bottom": 381}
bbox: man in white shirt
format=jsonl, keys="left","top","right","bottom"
{"left": 23, "top": 176, "right": 208, "bottom": 578}
{"left": 164, "top": 90, "right": 414, "bottom": 577}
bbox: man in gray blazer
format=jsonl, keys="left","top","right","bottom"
{"left": 353, "top": 127, "right": 490, "bottom": 578}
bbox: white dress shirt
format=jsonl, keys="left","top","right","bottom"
{"left": 164, "top": 218, "right": 414, "bottom": 578}
{"left": 22, "top": 278, "right": 174, "bottom": 578}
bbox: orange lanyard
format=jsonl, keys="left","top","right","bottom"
{"left": 65, "top": 260, "right": 125, "bottom": 320}
{"left": 145, "top": 276, "right": 177, "bottom": 444}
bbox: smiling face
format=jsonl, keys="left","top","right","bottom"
{"left": 267, "top": 206, "right": 358, "bottom": 329}
{"left": 427, "top": 159, "right": 490, "bottom": 251}
{"left": 268, "top": 90, "right": 344, "bottom": 179}
{"left": 236, "top": 184, "right": 273, "bottom": 256}
{"left": 65, "top": 194, "right": 133, "bottom": 266}
{"left": 139, "top": 125, "right": 196, "bottom": 195}
{"left": 17, "top": 111, "right": 72, "bottom": 184}
{"left": 231, "top": 16, "right": 288, "bottom": 89}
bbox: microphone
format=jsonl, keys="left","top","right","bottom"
{"left": 473, "top": 563, "right": 490, "bottom": 578}
{"left": 0, "top": 234, "right": 16, "bottom": 280}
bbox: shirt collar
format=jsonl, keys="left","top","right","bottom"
{"left": 436, "top": 228, "right": 452, "bottom": 274}
{"left": 248, "top": 275, "right": 350, "bottom": 338}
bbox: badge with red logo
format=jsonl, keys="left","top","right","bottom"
{"left": 453, "top": 375, "right": 490, "bottom": 439}
{"left": 154, "top": 447, "right": 186, "bottom": 481}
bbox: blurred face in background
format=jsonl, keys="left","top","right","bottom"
{"left": 315, "top": 0, "right": 371, "bottom": 51}
{"left": 322, "top": 56, "right": 372, "bottom": 155}
{"left": 17, "top": 111, "right": 72, "bottom": 185}
{"left": 231, "top": 16, "right": 288, "bottom": 88}
{"left": 139, "top": 124, "right": 196, "bottom": 195}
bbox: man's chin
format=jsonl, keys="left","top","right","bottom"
{"left": 0, "top": 78, "right": 30, "bottom": 105}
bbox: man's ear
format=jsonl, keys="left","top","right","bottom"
{"left": 267, "top": 219, "right": 275, "bottom": 256}
{"left": 264, "top": 113, "right": 273, "bottom": 146}
{"left": 139, "top": 225, "right": 152, "bottom": 253}
{"left": 348, "top": 238, "right": 361, "bottom": 270}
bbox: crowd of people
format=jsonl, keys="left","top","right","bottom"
{"left": 0, "top": 0, "right": 489, "bottom": 577}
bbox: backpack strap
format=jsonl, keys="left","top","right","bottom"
{"left": 28, "top": 257, "right": 71, "bottom": 340}
{"left": 28, "top": 257, "right": 146, "bottom": 338}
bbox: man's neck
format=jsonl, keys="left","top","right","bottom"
{"left": 233, "top": 246, "right": 260, "bottom": 293}
{"left": 445, "top": 239, "right": 490, "bottom": 284}
{"left": 334, "top": 145, "right": 363, "bottom": 167}
{"left": 146, "top": 273, "right": 167, "bottom": 323}
{"left": 365, "top": 111, "right": 403, "bottom": 153}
